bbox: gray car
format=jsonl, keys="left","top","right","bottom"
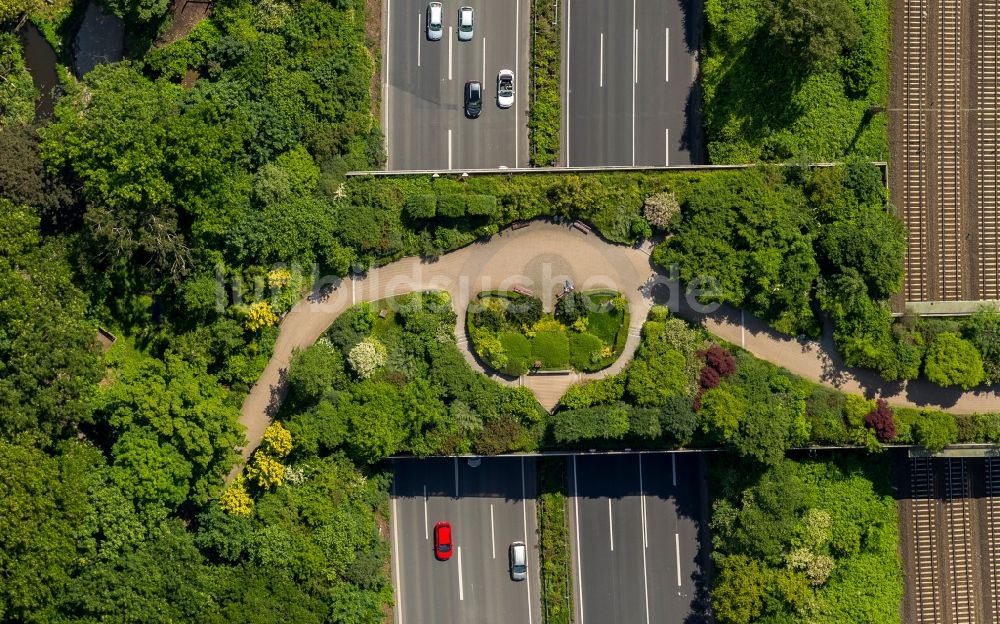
{"left": 509, "top": 541, "right": 527, "bottom": 581}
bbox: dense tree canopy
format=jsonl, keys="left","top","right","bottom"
{"left": 0, "top": 201, "right": 102, "bottom": 444}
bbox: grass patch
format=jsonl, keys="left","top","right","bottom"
{"left": 499, "top": 331, "right": 532, "bottom": 375}
{"left": 538, "top": 457, "right": 572, "bottom": 624}
{"left": 531, "top": 331, "right": 569, "bottom": 369}
{"left": 701, "top": 0, "right": 889, "bottom": 163}
{"left": 529, "top": 0, "right": 560, "bottom": 165}
{"left": 569, "top": 331, "right": 603, "bottom": 371}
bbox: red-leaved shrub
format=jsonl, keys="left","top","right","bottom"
{"left": 864, "top": 399, "right": 897, "bottom": 442}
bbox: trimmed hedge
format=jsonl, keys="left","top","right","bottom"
{"left": 551, "top": 402, "right": 630, "bottom": 443}
{"left": 405, "top": 194, "right": 436, "bottom": 219}
{"left": 436, "top": 194, "right": 467, "bottom": 218}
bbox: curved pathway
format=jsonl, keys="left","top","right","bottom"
{"left": 230, "top": 221, "right": 1000, "bottom": 480}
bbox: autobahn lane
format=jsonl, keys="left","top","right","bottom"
{"left": 566, "top": 0, "right": 634, "bottom": 166}
{"left": 572, "top": 454, "right": 649, "bottom": 624}
{"left": 393, "top": 457, "right": 459, "bottom": 624}
{"left": 386, "top": 0, "right": 528, "bottom": 170}
{"left": 450, "top": 0, "right": 527, "bottom": 170}
{"left": 633, "top": 0, "right": 700, "bottom": 166}
{"left": 565, "top": 0, "right": 703, "bottom": 166}
{"left": 642, "top": 453, "right": 705, "bottom": 621}
{"left": 454, "top": 457, "right": 541, "bottom": 623}
{"left": 391, "top": 457, "right": 542, "bottom": 624}
{"left": 569, "top": 453, "right": 709, "bottom": 624}
{"left": 387, "top": 0, "right": 449, "bottom": 170}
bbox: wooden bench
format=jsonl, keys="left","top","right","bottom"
{"left": 572, "top": 220, "right": 592, "bottom": 234}
{"left": 378, "top": 308, "right": 388, "bottom": 319}
{"left": 513, "top": 285, "right": 534, "bottom": 297}
{"left": 555, "top": 288, "right": 567, "bottom": 301}
{"left": 511, "top": 220, "right": 530, "bottom": 230}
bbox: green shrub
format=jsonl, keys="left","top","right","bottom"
{"left": 436, "top": 194, "right": 466, "bottom": 218}
{"left": 924, "top": 332, "right": 985, "bottom": 390}
{"left": 569, "top": 332, "right": 604, "bottom": 371}
{"left": 405, "top": 194, "right": 437, "bottom": 219}
{"left": 551, "top": 403, "right": 630, "bottom": 443}
{"left": 465, "top": 194, "right": 498, "bottom": 216}
{"left": 628, "top": 407, "right": 661, "bottom": 439}
{"left": 913, "top": 409, "right": 959, "bottom": 452}
{"left": 558, "top": 375, "right": 626, "bottom": 410}
{"left": 531, "top": 331, "right": 570, "bottom": 369}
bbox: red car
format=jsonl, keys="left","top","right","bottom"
{"left": 434, "top": 521, "right": 453, "bottom": 560}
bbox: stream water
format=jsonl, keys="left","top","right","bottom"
{"left": 16, "top": 23, "right": 59, "bottom": 120}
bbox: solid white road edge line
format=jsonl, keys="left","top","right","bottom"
{"left": 573, "top": 455, "right": 584, "bottom": 623}
{"left": 631, "top": 0, "right": 636, "bottom": 165}
{"left": 514, "top": 0, "right": 520, "bottom": 168}
{"left": 522, "top": 457, "right": 534, "bottom": 624}
{"left": 391, "top": 496, "right": 403, "bottom": 624}
{"left": 608, "top": 498, "right": 614, "bottom": 551}
{"left": 665, "top": 27, "right": 669, "bottom": 82}
{"left": 675, "top": 533, "right": 682, "bottom": 587}
{"left": 491, "top": 503, "right": 496, "bottom": 559}
{"left": 458, "top": 545, "right": 465, "bottom": 600}
{"left": 384, "top": 0, "right": 391, "bottom": 168}
{"left": 639, "top": 455, "right": 650, "bottom": 623}
{"left": 448, "top": 129, "right": 453, "bottom": 170}
{"left": 482, "top": 37, "right": 486, "bottom": 82}
{"left": 417, "top": 14, "right": 421, "bottom": 67}
{"left": 565, "top": 0, "right": 571, "bottom": 165}
{"left": 449, "top": 27, "right": 453, "bottom": 80}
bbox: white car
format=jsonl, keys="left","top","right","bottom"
{"left": 497, "top": 69, "right": 514, "bottom": 108}
{"left": 458, "top": 6, "right": 474, "bottom": 41}
{"left": 426, "top": 2, "right": 442, "bottom": 41}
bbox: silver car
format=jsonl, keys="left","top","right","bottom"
{"left": 509, "top": 541, "right": 527, "bottom": 581}
{"left": 458, "top": 6, "right": 474, "bottom": 41}
{"left": 426, "top": 2, "right": 442, "bottom": 41}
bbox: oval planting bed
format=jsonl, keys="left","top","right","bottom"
{"left": 467, "top": 289, "right": 630, "bottom": 376}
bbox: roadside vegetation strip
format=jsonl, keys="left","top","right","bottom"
{"left": 538, "top": 457, "right": 572, "bottom": 624}
{"left": 701, "top": 0, "right": 889, "bottom": 163}
{"left": 529, "top": 0, "right": 560, "bottom": 166}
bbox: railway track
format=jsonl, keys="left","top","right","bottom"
{"left": 910, "top": 457, "right": 940, "bottom": 623}
{"left": 936, "top": 0, "right": 963, "bottom": 301}
{"left": 903, "top": 0, "right": 928, "bottom": 302}
{"left": 945, "top": 458, "right": 976, "bottom": 624}
{"left": 987, "top": 458, "right": 1000, "bottom": 620}
{"left": 979, "top": 0, "right": 1000, "bottom": 300}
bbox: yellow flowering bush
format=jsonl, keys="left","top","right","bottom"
{"left": 262, "top": 421, "right": 292, "bottom": 458}
{"left": 219, "top": 475, "right": 254, "bottom": 517}
{"left": 247, "top": 453, "right": 285, "bottom": 489}
{"left": 267, "top": 268, "right": 292, "bottom": 289}
{"left": 245, "top": 300, "right": 279, "bottom": 332}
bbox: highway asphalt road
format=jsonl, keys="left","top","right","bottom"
{"left": 384, "top": 0, "right": 530, "bottom": 170}
{"left": 569, "top": 452, "right": 709, "bottom": 624}
{"left": 563, "top": 0, "right": 704, "bottom": 166}
{"left": 391, "top": 456, "right": 542, "bottom": 624}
